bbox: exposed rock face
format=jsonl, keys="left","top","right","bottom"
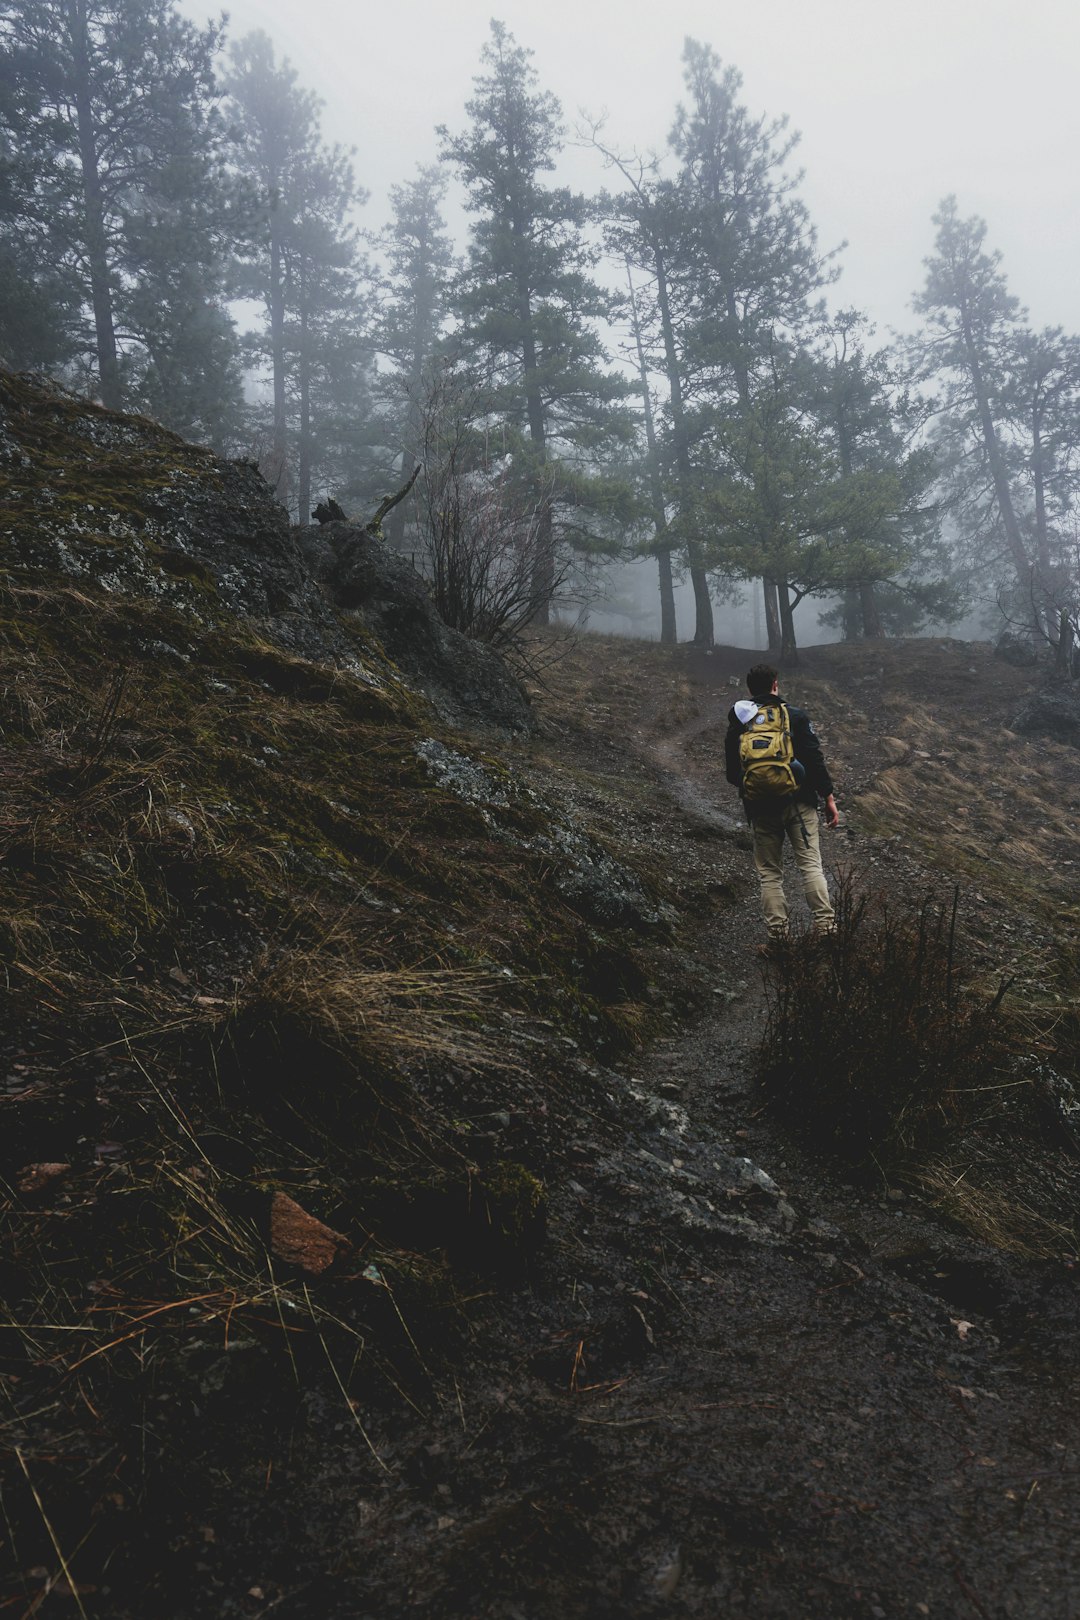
{"left": 0, "top": 371, "right": 352, "bottom": 664}
{"left": 1009, "top": 686, "right": 1080, "bottom": 745}
{"left": 298, "top": 520, "right": 534, "bottom": 734}
{"left": 0, "top": 370, "right": 532, "bottom": 730}
{"left": 415, "top": 737, "right": 665, "bottom": 930}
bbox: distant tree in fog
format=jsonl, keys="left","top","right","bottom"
{"left": 667, "top": 40, "right": 838, "bottom": 656}
{"left": 224, "top": 31, "right": 376, "bottom": 520}
{"left": 597, "top": 44, "right": 840, "bottom": 655}
{"left": 440, "top": 20, "right": 637, "bottom": 625}
{"left": 412, "top": 360, "right": 568, "bottom": 648}
{"left": 916, "top": 198, "right": 1080, "bottom": 668}
{"left": 804, "top": 311, "right": 953, "bottom": 640}
{"left": 597, "top": 145, "right": 707, "bottom": 647}
{"left": 0, "top": 0, "right": 242, "bottom": 441}
{"left": 373, "top": 165, "right": 455, "bottom": 547}
{"left": 0, "top": 115, "right": 82, "bottom": 369}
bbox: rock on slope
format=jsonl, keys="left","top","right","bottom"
{"left": 0, "top": 368, "right": 531, "bottom": 731}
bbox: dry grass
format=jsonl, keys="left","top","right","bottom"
{"left": 915, "top": 1160, "right": 1078, "bottom": 1261}
{"left": 758, "top": 874, "right": 1013, "bottom": 1170}
{"left": 0, "top": 579, "right": 663, "bottom": 1489}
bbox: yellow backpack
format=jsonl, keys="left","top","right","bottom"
{"left": 738, "top": 702, "right": 801, "bottom": 807}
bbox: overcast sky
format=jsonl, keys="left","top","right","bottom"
{"left": 187, "top": 0, "right": 1080, "bottom": 338}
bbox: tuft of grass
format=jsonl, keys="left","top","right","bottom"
{"left": 758, "top": 875, "right": 1012, "bottom": 1170}
{"left": 914, "top": 1160, "right": 1077, "bottom": 1260}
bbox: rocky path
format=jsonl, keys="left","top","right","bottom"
{"left": 364, "top": 660, "right": 1080, "bottom": 1620}
{"left": 131, "top": 645, "right": 1080, "bottom": 1620}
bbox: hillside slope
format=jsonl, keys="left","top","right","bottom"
{"left": 3, "top": 375, "right": 1080, "bottom": 1617}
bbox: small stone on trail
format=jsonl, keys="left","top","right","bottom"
{"left": 653, "top": 1546, "right": 683, "bottom": 1598}
{"left": 269, "top": 1192, "right": 348, "bottom": 1274}
{"left": 17, "top": 1163, "right": 71, "bottom": 1196}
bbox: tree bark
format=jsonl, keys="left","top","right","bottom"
{"left": 1054, "top": 609, "right": 1073, "bottom": 677}
{"left": 268, "top": 195, "right": 289, "bottom": 505}
{"left": 389, "top": 262, "right": 436, "bottom": 549}
{"left": 655, "top": 244, "right": 712, "bottom": 646}
{"left": 68, "top": 0, "right": 120, "bottom": 409}
{"left": 626, "top": 259, "right": 676, "bottom": 644}
{"left": 518, "top": 273, "right": 553, "bottom": 622}
{"left": 778, "top": 581, "right": 799, "bottom": 665}
{"left": 762, "top": 578, "right": 781, "bottom": 651}
{"left": 962, "top": 315, "right": 1030, "bottom": 594}
{"left": 859, "top": 581, "right": 883, "bottom": 638}
{"left": 297, "top": 319, "right": 310, "bottom": 524}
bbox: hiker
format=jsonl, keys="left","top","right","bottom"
{"left": 724, "top": 663, "right": 839, "bottom": 948}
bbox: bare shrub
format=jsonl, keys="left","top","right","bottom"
{"left": 758, "top": 876, "right": 1012, "bottom": 1170}
{"left": 413, "top": 365, "right": 567, "bottom": 648}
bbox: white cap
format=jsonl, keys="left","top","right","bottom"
{"left": 734, "top": 700, "right": 759, "bottom": 723}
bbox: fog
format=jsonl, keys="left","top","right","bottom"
{"left": 184, "top": 0, "right": 1080, "bottom": 339}
{"left": 7, "top": 0, "right": 1079, "bottom": 653}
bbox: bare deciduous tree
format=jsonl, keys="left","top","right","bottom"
{"left": 415, "top": 365, "right": 567, "bottom": 649}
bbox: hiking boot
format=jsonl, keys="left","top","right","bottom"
{"left": 756, "top": 937, "right": 790, "bottom": 961}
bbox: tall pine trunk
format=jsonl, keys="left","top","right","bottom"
{"left": 513, "top": 233, "right": 553, "bottom": 624}
{"left": 268, "top": 199, "right": 288, "bottom": 505}
{"left": 69, "top": 0, "right": 120, "bottom": 409}
{"left": 778, "top": 582, "right": 798, "bottom": 665}
{"left": 1031, "top": 411, "right": 1060, "bottom": 645}
{"left": 963, "top": 317, "right": 1031, "bottom": 600}
{"left": 860, "top": 581, "right": 883, "bottom": 637}
{"left": 655, "top": 246, "right": 712, "bottom": 646}
{"left": 626, "top": 260, "right": 676, "bottom": 644}
{"left": 523, "top": 348, "right": 552, "bottom": 622}
{"left": 762, "top": 579, "right": 781, "bottom": 651}
{"left": 297, "top": 265, "right": 311, "bottom": 526}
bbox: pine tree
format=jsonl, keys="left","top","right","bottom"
{"left": 669, "top": 41, "right": 837, "bottom": 653}
{"left": 440, "top": 20, "right": 635, "bottom": 623}
{"left": 225, "top": 31, "right": 375, "bottom": 518}
{"left": 0, "top": 0, "right": 240, "bottom": 435}
{"left": 805, "top": 311, "right": 947, "bottom": 640}
{"left": 915, "top": 198, "right": 1080, "bottom": 659}
{"left": 373, "top": 165, "right": 454, "bottom": 547}
{"left": 596, "top": 140, "right": 711, "bottom": 644}
{"left": 914, "top": 200, "right": 1030, "bottom": 588}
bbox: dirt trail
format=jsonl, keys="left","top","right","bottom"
{"left": 641, "top": 676, "right": 743, "bottom": 835}
{"left": 96, "top": 640, "right": 1080, "bottom": 1620}
{"left": 363, "top": 649, "right": 1080, "bottom": 1620}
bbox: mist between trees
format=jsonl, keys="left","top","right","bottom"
{"left": 2, "top": 6, "right": 1078, "bottom": 665}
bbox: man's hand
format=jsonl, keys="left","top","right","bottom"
{"left": 823, "top": 794, "right": 840, "bottom": 829}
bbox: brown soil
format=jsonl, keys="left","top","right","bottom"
{"left": 272, "top": 634, "right": 1080, "bottom": 1620}
{"left": 7, "top": 628, "right": 1080, "bottom": 1619}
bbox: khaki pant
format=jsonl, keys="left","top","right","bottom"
{"left": 751, "top": 801, "right": 834, "bottom": 939}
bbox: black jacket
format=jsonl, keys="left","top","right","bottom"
{"left": 725, "top": 698, "right": 834, "bottom": 815}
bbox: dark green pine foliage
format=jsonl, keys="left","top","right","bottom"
{"left": 1003, "top": 324, "right": 1080, "bottom": 665}
{"left": 0, "top": 107, "right": 82, "bottom": 369}
{"left": 597, "top": 143, "right": 708, "bottom": 646}
{"left": 373, "top": 165, "right": 455, "bottom": 547}
{"left": 804, "top": 311, "right": 953, "bottom": 640}
{"left": 914, "top": 199, "right": 1031, "bottom": 599}
{"left": 669, "top": 41, "right": 838, "bottom": 654}
{"left": 439, "top": 20, "right": 636, "bottom": 623}
{"left": 225, "top": 31, "right": 376, "bottom": 521}
{"left": 0, "top": 0, "right": 242, "bottom": 444}
{"left": 915, "top": 198, "right": 1080, "bottom": 661}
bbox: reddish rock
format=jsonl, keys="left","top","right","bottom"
{"left": 269, "top": 1192, "right": 349, "bottom": 1274}
{"left": 17, "top": 1163, "right": 71, "bottom": 1197}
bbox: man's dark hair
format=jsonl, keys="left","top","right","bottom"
{"left": 746, "top": 663, "right": 779, "bottom": 697}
